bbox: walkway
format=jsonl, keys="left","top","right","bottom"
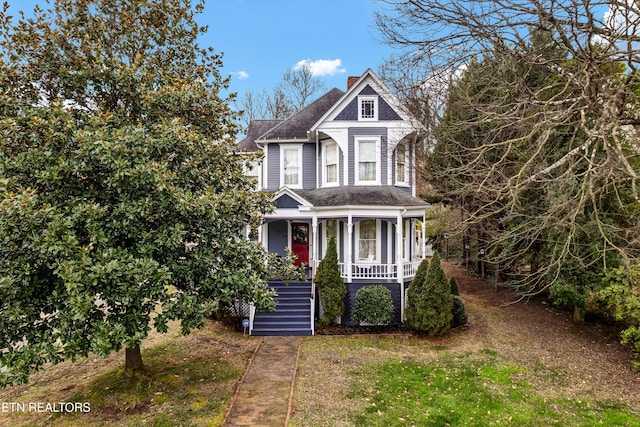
{"left": 223, "top": 336, "right": 302, "bottom": 427}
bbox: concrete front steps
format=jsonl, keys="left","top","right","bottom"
{"left": 251, "top": 280, "right": 313, "bottom": 336}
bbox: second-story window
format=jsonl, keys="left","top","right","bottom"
{"left": 355, "top": 137, "right": 381, "bottom": 185}
{"left": 281, "top": 145, "right": 302, "bottom": 188}
{"left": 324, "top": 142, "right": 338, "bottom": 185}
{"left": 395, "top": 142, "right": 408, "bottom": 185}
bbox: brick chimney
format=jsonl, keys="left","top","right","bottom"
{"left": 347, "top": 76, "right": 359, "bottom": 90}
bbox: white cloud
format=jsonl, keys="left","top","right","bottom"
{"left": 294, "top": 59, "right": 346, "bottom": 77}
{"left": 234, "top": 70, "right": 249, "bottom": 80}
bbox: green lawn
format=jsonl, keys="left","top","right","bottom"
{"left": 350, "top": 350, "right": 639, "bottom": 426}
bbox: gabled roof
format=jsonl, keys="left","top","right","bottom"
{"left": 257, "top": 88, "right": 344, "bottom": 142}
{"left": 310, "top": 68, "right": 419, "bottom": 131}
{"left": 238, "top": 119, "right": 282, "bottom": 152}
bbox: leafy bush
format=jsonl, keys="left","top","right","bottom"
{"left": 405, "top": 258, "right": 429, "bottom": 328}
{"left": 598, "top": 265, "right": 640, "bottom": 369}
{"left": 408, "top": 252, "right": 453, "bottom": 336}
{"left": 451, "top": 294, "right": 467, "bottom": 328}
{"left": 450, "top": 276, "right": 460, "bottom": 296}
{"left": 352, "top": 285, "right": 395, "bottom": 326}
{"left": 315, "top": 236, "right": 346, "bottom": 327}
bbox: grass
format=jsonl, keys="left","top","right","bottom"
{"left": 350, "top": 351, "right": 639, "bottom": 426}
{"left": 0, "top": 320, "right": 257, "bottom": 427}
{"left": 292, "top": 329, "right": 640, "bottom": 427}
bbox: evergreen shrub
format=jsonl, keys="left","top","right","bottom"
{"left": 352, "top": 285, "right": 395, "bottom": 325}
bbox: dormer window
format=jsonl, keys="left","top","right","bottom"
{"left": 358, "top": 96, "right": 378, "bottom": 121}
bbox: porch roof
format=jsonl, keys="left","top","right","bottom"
{"left": 294, "top": 186, "right": 428, "bottom": 208}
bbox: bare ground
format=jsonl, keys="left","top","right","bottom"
{"left": 291, "top": 261, "right": 640, "bottom": 426}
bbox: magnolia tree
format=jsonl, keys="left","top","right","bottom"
{"left": 0, "top": 0, "right": 298, "bottom": 386}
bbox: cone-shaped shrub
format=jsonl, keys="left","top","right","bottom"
{"left": 405, "top": 258, "right": 429, "bottom": 329}
{"left": 449, "top": 276, "right": 460, "bottom": 296}
{"left": 411, "top": 252, "right": 453, "bottom": 336}
{"left": 315, "top": 236, "right": 346, "bottom": 327}
{"left": 451, "top": 294, "right": 467, "bottom": 327}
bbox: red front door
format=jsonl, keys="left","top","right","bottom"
{"left": 291, "top": 223, "right": 309, "bottom": 266}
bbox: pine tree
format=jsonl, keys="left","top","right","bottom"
{"left": 411, "top": 252, "right": 453, "bottom": 335}
{"left": 405, "top": 258, "right": 429, "bottom": 328}
{"left": 315, "top": 237, "right": 346, "bottom": 327}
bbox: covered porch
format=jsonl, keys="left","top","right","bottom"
{"left": 259, "top": 186, "right": 431, "bottom": 283}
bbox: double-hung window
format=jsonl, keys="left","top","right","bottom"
{"left": 323, "top": 142, "right": 338, "bottom": 186}
{"left": 357, "top": 219, "right": 378, "bottom": 262}
{"left": 323, "top": 219, "right": 339, "bottom": 258}
{"left": 355, "top": 137, "right": 381, "bottom": 185}
{"left": 395, "top": 142, "right": 408, "bottom": 185}
{"left": 281, "top": 145, "right": 302, "bottom": 188}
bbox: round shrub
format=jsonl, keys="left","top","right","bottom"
{"left": 451, "top": 294, "right": 467, "bottom": 328}
{"left": 352, "top": 285, "right": 395, "bottom": 326}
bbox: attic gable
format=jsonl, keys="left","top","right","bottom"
{"left": 310, "top": 68, "right": 417, "bottom": 130}
{"left": 334, "top": 85, "right": 402, "bottom": 121}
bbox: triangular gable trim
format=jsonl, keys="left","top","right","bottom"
{"left": 309, "top": 68, "right": 419, "bottom": 130}
{"left": 273, "top": 187, "right": 313, "bottom": 208}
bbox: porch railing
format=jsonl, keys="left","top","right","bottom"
{"left": 338, "top": 260, "right": 422, "bottom": 281}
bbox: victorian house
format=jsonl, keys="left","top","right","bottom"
{"left": 239, "top": 69, "right": 429, "bottom": 335}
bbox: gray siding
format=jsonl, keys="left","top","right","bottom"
{"left": 268, "top": 221, "right": 288, "bottom": 257}
{"left": 303, "top": 143, "right": 316, "bottom": 189}
{"left": 267, "top": 144, "right": 280, "bottom": 191}
{"left": 381, "top": 221, "right": 388, "bottom": 264}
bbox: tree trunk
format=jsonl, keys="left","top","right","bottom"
{"left": 126, "top": 345, "right": 144, "bottom": 371}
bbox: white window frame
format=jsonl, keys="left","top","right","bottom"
{"left": 355, "top": 136, "right": 381, "bottom": 185}
{"left": 395, "top": 141, "right": 409, "bottom": 186}
{"left": 322, "top": 219, "right": 340, "bottom": 258}
{"left": 355, "top": 219, "right": 381, "bottom": 262}
{"left": 280, "top": 144, "right": 303, "bottom": 189}
{"left": 358, "top": 96, "right": 378, "bottom": 121}
{"left": 322, "top": 141, "right": 339, "bottom": 187}
{"left": 244, "top": 159, "right": 262, "bottom": 191}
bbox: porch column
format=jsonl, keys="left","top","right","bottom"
{"left": 422, "top": 213, "right": 427, "bottom": 259}
{"left": 312, "top": 215, "right": 318, "bottom": 279}
{"left": 396, "top": 212, "right": 404, "bottom": 320}
{"left": 347, "top": 215, "right": 353, "bottom": 283}
{"left": 259, "top": 223, "right": 266, "bottom": 250}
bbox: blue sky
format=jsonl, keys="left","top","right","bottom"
{"left": 200, "top": 0, "right": 395, "bottom": 96}
{"left": 8, "top": 0, "right": 396, "bottom": 97}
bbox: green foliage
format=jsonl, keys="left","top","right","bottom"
{"left": 0, "top": 0, "right": 295, "bottom": 386}
{"left": 599, "top": 265, "right": 640, "bottom": 367}
{"left": 449, "top": 276, "right": 459, "bottom": 296}
{"left": 315, "top": 237, "right": 346, "bottom": 327}
{"left": 405, "top": 257, "right": 428, "bottom": 328}
{"left": 351, "top": 285, "right": 395, "bottom": 326}
{"left": 407, "top": 252, "right": 452, "bottom": 335}
{"left": 451, "top": 294, "right": 467, "bottom": 328}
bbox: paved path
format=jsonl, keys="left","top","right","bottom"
{"left": 223, "top": 336, "right": 302, "bottom": 427}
